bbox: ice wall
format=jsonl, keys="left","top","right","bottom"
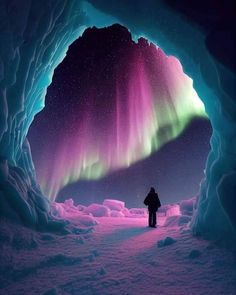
{"left": 0, "top": 0, "right": 235, "bottom": 239}
{"left": 0, "top": 0, "right": 87, "bottom": 228}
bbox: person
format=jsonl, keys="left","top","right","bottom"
{"left": 144, "top": 187, "right": 161, "bottom": 228}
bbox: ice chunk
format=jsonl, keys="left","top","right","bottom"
{"left": 103, "top": 199, "right": 125, "bottom": 211}
{"left": 157, "top": 205, "right": 171, "bottom": 216}
{"left": 50, "top": 201, "right": 97, "bottom": 227}
{"left": 84, "top": 203, "right": 111, "bottom": 217}
{"left": 76, "top": 214, "right": 98, "bottom": 227}
{"left": 166, "top": 204, "right": 181, "bottom": 216}
{"left": 76, "top": 204, "right": 86, "bottom": 212}
{"left": 122, "top": 207, "right": 131, "bottom": 217}
{"left": 110, "top": 210, "right": 124, "bottom": 217}
{"left": 129, "top": 208, "right": 148, "bottom": 218}
{"left": 157, "top": 204, "right": 180, "bottom": 216}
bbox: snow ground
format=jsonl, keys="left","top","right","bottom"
{"left": 0, "top": 216, "right": 236, "bottom": 295}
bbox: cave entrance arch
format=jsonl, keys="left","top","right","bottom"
{"left": 29, "top": 23, "right": 211, "bottom": 210}
{"left": 0, "top": 1, "right": 235, "bottom": 240}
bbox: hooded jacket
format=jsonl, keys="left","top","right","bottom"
{"left": 144, "top": 190, "right": 161, "bottom": 212}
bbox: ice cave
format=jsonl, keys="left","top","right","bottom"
{"left": 0, "top": 1, "right": 236, "bottom": 294}
{"left": 0, "top": 0, "right": 235, "bottom": 240}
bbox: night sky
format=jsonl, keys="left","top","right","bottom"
{"left": 28, "top": 24, "right": 212, "bottom": 207}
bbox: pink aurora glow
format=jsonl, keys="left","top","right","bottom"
{"left": 32, "top": 36, "right": 205, "bottom": 200}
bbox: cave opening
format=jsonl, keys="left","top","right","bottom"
{"left": 28, "top": 24, "right": 212, "bottom": 208}
{"left": 1, "top": 2, "right": 236, "bottom": 294}
{"left": 0, "top": 0, "right": 235, "bottom": 240}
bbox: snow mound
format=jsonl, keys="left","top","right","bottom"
{"left": 51, "top": 199, "right": 84, "bottom": 219}
{"left": 76, "top": 204, "right": 87, "bottom": 212}
{"left": 129, "top": 208, "right": 148, "bottom": 218}
{"left": 103, "top": 199, "right": 125, "bottom": 211}
{"left": 84, "top": 204, "right": 111, "bottom": 217}
{"left": 50, "top": 200, "right": 97, "bottom": 227}
{"left": 166, "top": 204, "right": 181, "bottom": 216}
{"left": 110, "top": 210, "right": 124, "bottom": 217}
{"left": 157, "top": 237, "right": 177, "bottom": 247}
{"left": 158, "top": 204, "right": 180, "bottom": 216}
{"left": 180, "top": 198, "right": 196, "bottom": 216}
{"left": 121, "top": 207, "right": 131, "bottom": 217}
{"left": 75, "top": 214, "right": 98, "bottom": 226}
{"left": 158, "top": 205, "right": 171, "bottom": 215}
{"left": 164, "top": 215, "right": 191, "bottom": 227}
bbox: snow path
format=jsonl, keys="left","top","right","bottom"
{"left": 1, "top": 218, "right": 236, "bottom": 295}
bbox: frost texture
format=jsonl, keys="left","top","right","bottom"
{"left": 0, "top": 0, "right": 235, "bottom": 240}
{"left": 0, "top": 0, "right": 86, "bottom": 229}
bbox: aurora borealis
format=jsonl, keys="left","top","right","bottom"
{"left": 29, "top": 24, "right": 208, "bottom": 201}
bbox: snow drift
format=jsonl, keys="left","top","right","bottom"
{"left": 50, "top": 198, "right": 189, "bottom": 222}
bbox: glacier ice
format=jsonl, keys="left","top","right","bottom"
{"left": 0, "top": 0, "right": 87, "bottom": 230}
{"left": 84, "top": 204, "right": 111, "bottom": 217}
{"left": 103, "top": 199, "right": 125, "bottom": 212}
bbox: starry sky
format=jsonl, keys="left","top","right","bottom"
{"left": 28, "top": 24, "right": 212, "bottom": 207}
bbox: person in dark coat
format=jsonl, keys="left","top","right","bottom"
{"left": 144, "top": 187, "right": 161, "bottom": 227}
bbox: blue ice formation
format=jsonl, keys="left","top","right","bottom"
{"left": 0, "top": 0, "right": 235, "bottom": 240}
{"left": 0, "top": 0, "right": 87, "bottom": 229}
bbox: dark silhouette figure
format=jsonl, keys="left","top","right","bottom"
{"left": 144, "top": 187, "right": 161, "bottom": 227}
